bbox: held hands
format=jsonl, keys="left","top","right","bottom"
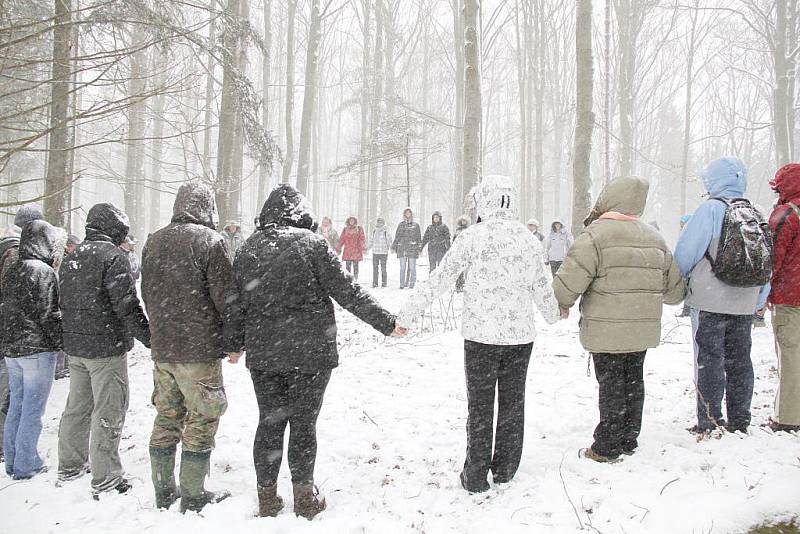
{"left": 225, "top": 351, "right": 243, "bottom": 364}
{"left": 391, "top": 324, "right": 409, "bottom": 337}
{"left": 559, "top": 307, "right": 570, "bottom": 320}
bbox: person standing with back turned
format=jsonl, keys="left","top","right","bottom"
{"left": 141, "top": 183, "right": 236, "bottom": 512}
{"left": 675, "top": 157, "right": 772, "bottom": 435}
{"left": 57, "top": 203, "right": 151, "bottom": 497}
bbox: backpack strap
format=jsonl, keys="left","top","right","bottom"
{"left": 774, "top": 202, "right": 800, "bottom": 242}
{"left": 703, "top": 198, "right": 734, "bottom": 267}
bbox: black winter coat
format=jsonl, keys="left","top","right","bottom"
{"left": 0, "top": 221, "right": 63, "bottom": 357}
{"left": 59, "top": 203, "right": 150, "bottom": 359}
{"left": 142, "top": 183, "right": 233, "bottom": 363}
{"left": 421, "top": 213, "right": 451, "bottom": 256}
{"left": 392, "top": 220, "right": 422, "bottom": 258}
{"left": 224, "top": 184, "right": 396, "bottom": 373}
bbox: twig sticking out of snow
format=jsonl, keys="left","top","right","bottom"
{"left": 558, "top": 454, "right": 584, "bottom": 530}
{"left": 659, "top": 477, "right": 680, "bottom": 496}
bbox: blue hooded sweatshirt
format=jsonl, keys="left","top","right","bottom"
{"left": 674, "top": 157, "right": 769, "bottom": 314}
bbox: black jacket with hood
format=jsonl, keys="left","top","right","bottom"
{"left": 0, "top": 220, "right": 64, "bottom": 357}
{"left": 142, "top": 183, "right": 233, "bottom": 363}
{"left": 224, "top": 184, "right": 396, "bottom": 373}
{"left": 59, "top": 203, "right": 150, "bottom": 359}
{"left": 392, "top": 209, "right": 422, "bottom": 258}
{"left": 421, "top": 211, "right": 451, "bottom": 256}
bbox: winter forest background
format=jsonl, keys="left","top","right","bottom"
{"left": 2, "top": 0, "right": 797, "bottom": 243}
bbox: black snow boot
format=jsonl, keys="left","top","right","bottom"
{"left": 179, "top": 449, "right": 231, "bottom": 513}
{"left": 150, "top": 445, "right": 180, "bottom": 509}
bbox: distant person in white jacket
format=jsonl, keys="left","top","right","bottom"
{"left": 546, "top": 219, "right": 574, "bottom": 276}
{"left": 398, "top": 174, "right": 560, "bottom": 493}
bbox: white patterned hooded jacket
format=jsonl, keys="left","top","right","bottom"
{"left": 398, "top": 175, "right": 560, "bottom": 345}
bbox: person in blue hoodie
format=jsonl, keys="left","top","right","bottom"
{"left": 675, "top": 157, "right": 770, "bottom": 435}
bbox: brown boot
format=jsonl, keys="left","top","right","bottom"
{"left": 257, "top": 483, "right": 284, "bottom": 517}
{"left": 293, "top": 483, "right": 326, "bottom": 520}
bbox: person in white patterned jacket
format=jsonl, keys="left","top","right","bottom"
{"left": 397, "top": 174, "right": 561, "bottom": 494}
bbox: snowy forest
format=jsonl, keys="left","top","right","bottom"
{"left": 4, "top": 0, "right": 800, "bottom": 533}
{"left": 2, "top": 0, "right": 796, "bottom": 242}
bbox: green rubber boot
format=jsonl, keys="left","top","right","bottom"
{"left": 150, "top": 445, "right": 180, "bottom": 509}
{"left": 179, "top": 450, "right": 231, "bottom": 514}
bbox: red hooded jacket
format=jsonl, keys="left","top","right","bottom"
{"left": 336, "top": 217, "right": 366, "bottom": 262}
{"left": 769, "top": 164, "right": 800, "bottom": 306}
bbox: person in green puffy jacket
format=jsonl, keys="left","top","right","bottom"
{"left": 553, "top": 177, "right": 686, "bottom": 463}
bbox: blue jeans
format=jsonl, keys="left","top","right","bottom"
{"left": 4, "top": 352, "right": 57, "bottom": 479}
{"left": 691, "top": 310, "right": 754, "bottom": 431}
{"left": 399, "top": 257, "right": 417, "bottom": 288}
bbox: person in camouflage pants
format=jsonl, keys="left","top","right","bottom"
{"left": 141, "top": 184, "right": 238, "bottom": 513}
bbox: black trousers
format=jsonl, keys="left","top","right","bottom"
{"left": 549, "top": 261, "right": 563, "bottom": 277}
{"left": 250, "top": 369, "right": 331, "bottom": 486}
{"left": 372, "top": 254, "right": 387, "bottom": 287}
{"left": 462, "top": 340, "right": 533, "bottom": 491}
{"left": 591, "top": 352, "right": 646, "bottom": 458}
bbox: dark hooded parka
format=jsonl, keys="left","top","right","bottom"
{"left": 0, "top": 220, "right": 64, "bottom": 356}
{"left": 142, "top": 183, "right": 233, "bottom": 363}
{"left": 421, "top": 211, "right": 451, "bottom": 257}
{"left": 224, "top": 185, "right": 396, "bottom": 373}
{"left": 59, "top": 203, "right": 150, "bottom": 358}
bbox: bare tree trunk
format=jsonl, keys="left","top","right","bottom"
{"left": 680, "top": 2, "right": 698, "bottom": 217}
{"left": 124, "top": 26, "right": 147, "bottom": 240}
{"left": 358, "top": 0, "right": 371, "bottom": 223}
{"left": 615, "top": 0, "right": 636, "bottom": 178}
{"left": 380, "top": 2, "right": 395, "bottom": 222}
{"left": 451, "top": 0, "right": 465, "bottom": 215}
{"left": 43, "top": 0, "right": 73, "bottom": 227}
{"left": 514, "top": 0, "right": 527, "bottom": 220}
{"left": 257, "top": 0, "right": 272, "bottom": 206}
{"left": 572, "top": 0, "right": 594, "bottom": 234}
{"left": 149, "top": 51, "right": 166, "bottom": 230}
{"left": 368, "top": 0, "right": 384, "bottom": 220}
{"left": 774, "top": 0, "right": 796, "bottom": 166}
{"left": 202, "top": 10, "right": 217, "bottom": 178}
{"left": 281, "top": 0, "right": 297, "bottom": 184}
{"left": 462, "top": 0, "right": 481, "bottom": 217}
{"left": 216, "top": 0, "right": 245, "bottom": 224}
{"left": 296, "top": 0, "right": 321, "bottom": 194}
{"left": 534, "top": 0, "right": 545, "bottom": 221}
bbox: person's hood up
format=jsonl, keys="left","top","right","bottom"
{"left": 475, "top": 174, "right": 517, "bottom": 221}
{"left": 456, "top": 216, "right": 469, "bottom": 228}
{"left": 85, "top": 203, "right": 130, "bottom": 246}
{"left": 19, "top": 219, "right": 66, "bottom": 267}
{"left": 403, "top": 207, "right": 414, "bottom": 221}
{"left": 14, "top": 205, "right": 43, "bottom": 229}
{"left": 551, "top": 219, "right": 566, "bottom": 233}
{"left": 259, "top": 184, "right": 317, "bottom": 231}
{"left": 171, "top": 182, "right": 218, "bottom": 229}
{"left": 431, "top": 211, "right": 442, "bottom": 224}
{"left": 527, "top": 218, "right": 540, "bottom": 228}
{"left": 582, "top": 177, "right": 649, "bottom": 227}
{"left": 701, "top": 157, "right": 747, "bottom": 198}
{"left": 770, "top": 163, "right": 800, "bottom": 204}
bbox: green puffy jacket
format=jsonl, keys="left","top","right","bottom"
{"left": 553, "top": 178, "right": 686, "bottom": 354}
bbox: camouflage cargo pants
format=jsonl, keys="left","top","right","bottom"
{"left": 149, "top": 360, "right": 228, "bottom": 453}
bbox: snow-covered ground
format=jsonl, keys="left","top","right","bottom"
{"left": 2, "top": 263, "right": 799, "bottom": 534}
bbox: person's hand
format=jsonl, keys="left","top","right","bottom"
{"left": 559, "top": 307, "right": 570, "bottom": 320}
{"left": 225, "top": 351, "right": 242, "bottom": 364}
{"left": 392, "top": 325, "right": 409, "bottom": 337}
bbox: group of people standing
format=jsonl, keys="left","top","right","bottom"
{"left": 0, "top": 154, "right": 798, "bottom": 520}
{"left": 318, "top": 208, "right": 456, "bottom": 289}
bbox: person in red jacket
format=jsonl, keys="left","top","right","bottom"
{"left": 336, "top": 216, "right": 366, "bottom": 281}
{"left": 768, "top": 163, "right": 800, "bottom": 432}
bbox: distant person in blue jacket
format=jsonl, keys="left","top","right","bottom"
{"left": 675, "top": 157, "right": 770, "bottom": 435}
